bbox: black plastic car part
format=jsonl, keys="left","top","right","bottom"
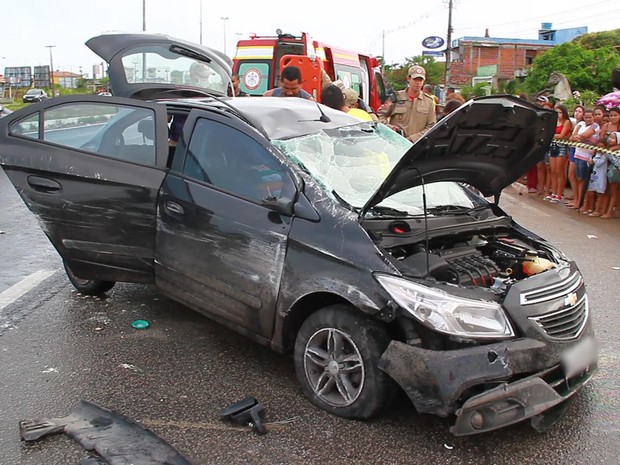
{"left": 19, "top": 400, "right": 193, "bottom": 465}
{"left": 220, "top": 396, "right": 267, "bottom": 434}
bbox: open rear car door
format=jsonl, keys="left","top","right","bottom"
{"left": 0, "top": 95, "right": 170, "bottom": 284}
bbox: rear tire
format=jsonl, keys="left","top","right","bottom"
{"left": 63, "top": 261, "right": 115, "bottom": 296}
{"left": 294, "top": 304, "right": 396, "bottom": 419}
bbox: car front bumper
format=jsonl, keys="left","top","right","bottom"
{"left": 378, "top": 335, "right": 598, "bottom": 436}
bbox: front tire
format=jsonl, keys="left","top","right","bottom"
{"left": 63, "top": 261, "right": 115, "bottom": 296}
{"left": 294, "top": 305, "right": 396, "bottom": 419}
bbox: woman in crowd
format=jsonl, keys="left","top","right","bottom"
{"left": 568, "top": 109, "right": 600, "bottom": 211}
{"left": 565, "top": 105, "right": 584, "bottom": 203}
{"left": 601, "top": 107, "right": 620, "bottom": 218}
{"left": 545, "top": 104, "right": 573, "bottom": 203}
{"left": 537, "top": 99, "right": 556, "bottom": 195}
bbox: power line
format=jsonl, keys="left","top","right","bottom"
{"left": 496, "top": 10, "right": 620, "bottom": 37}
{"left": 454, "top": 0, "right": 615, "bottom": 34}
{"left": 367, "top": 4, "right": 444, "bottom": 52}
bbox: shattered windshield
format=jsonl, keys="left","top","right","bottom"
{"left": 273, "top": 123, "right": 480, "bottom": 215}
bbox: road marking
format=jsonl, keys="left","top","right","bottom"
{"left": 0, "top": 270, "right": 58, "bottom": 312}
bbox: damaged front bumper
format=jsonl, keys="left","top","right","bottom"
{"left": 378, "top": 335, "right": 598, "bottom": 436}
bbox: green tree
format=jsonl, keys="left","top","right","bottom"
{"left": 573, "top": 29, "right": 620, "bottom": 50}
{"left": 383, "top": 57, "right": 445, "bottom": 91}
{"left": 76, "top": 78, "right": 88, "bottom": 90}
{"left": 524, "top": 42, "right": 618, "bottom": 96}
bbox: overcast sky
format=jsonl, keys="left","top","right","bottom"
{"left": 1, "top": 0, "right": 618, "bottom": 77}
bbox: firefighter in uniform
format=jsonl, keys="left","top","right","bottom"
{"left": 379, "top": 65, "right": 436, "bottom": 143}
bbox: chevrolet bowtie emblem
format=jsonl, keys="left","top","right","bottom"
{"left": 564, "top": 292, "right": 578, "bottom": 307}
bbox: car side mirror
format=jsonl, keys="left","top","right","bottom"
{"left": 262, "top": 195, "right": 294, "bottom": 216}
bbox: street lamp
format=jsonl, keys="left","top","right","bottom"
{"left": 199, "top": 0, "right": 203, "bottom": 45}
{"left": 45, "top": 45, "right": 56, "bottom": 89}
{"left": 220, "top": 17, "right": 229, "bottom": 55}
{"left": 142, "top": 0, "right": 146, "bottom": 31}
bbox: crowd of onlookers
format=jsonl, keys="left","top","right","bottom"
{"left": 522, "top": 95, "right": 620, "bottom": 219}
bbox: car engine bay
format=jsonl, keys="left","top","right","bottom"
{"left": 381, "top": 227, "right": 558, "bottom": 290}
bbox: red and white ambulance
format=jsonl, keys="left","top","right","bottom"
{"left": 232, "top": 30, "right": 388, "bottom": 112}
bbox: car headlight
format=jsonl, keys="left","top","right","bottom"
{"left": 375, "top": 274, "right": 514, "bottom": 339}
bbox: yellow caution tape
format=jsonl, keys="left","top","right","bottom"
{"left": 553, "top": 140, "right": 620, "bottom": 159}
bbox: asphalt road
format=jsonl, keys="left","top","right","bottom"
{"left": 1, "top": 167, "right": 619, "bottom": 465}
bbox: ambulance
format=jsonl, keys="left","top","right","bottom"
{"left": 232, "top": 30, "right": 388, "bottom": 112}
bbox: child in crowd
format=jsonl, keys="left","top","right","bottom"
{"left": 581, "top": 150, "right": 608, "bottom": 216}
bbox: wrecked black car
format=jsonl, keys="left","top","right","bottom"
{"left": 0, "top": 33, "right": 597, "bottom": 436}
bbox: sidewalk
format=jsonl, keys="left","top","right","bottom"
{"left": 510, "top": 179, "right": 619, "bottom": 218}
{"left": 510, "top": 179, "right": 574, "bottom": 198}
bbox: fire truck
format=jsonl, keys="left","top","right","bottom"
{"left": 232, "top": 30, "right": 388, "bottom": 112}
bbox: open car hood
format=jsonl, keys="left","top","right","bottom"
{"left": 362, "top": 95, "right": 556, "bottom": 213}
{"left": 86, "top": 33, "right": 233, "bottom": 100}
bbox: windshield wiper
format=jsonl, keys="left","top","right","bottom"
{"left": 366, "top": 205, "right": 410, "bottom": 217}
{"left": 169, "top": 45, "right": 212, "bottom": 63}
{"left": 426, "top": 204, "right": 488, "bottom": 215}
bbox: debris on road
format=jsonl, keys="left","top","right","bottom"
{"left": 119, "top": 363, "right": 140, "bottom": 371}
{"left": 19, "top": 400, "right": 194, "bottom": 465}
{"left": 221, "top": 396, "right": 268, "bottom": 434}
{"left": 131, "top": 319, "right": 150, "bottom": 329}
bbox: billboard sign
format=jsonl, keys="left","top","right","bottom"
{"left": 422, "top": 51, "right": 444, "bottom": 57}
{"left": 422, "top": 36, "right": 445, "bottom": 49}
{"left": 5, "top": 66, "right": 32, "bottom": 88}
{"left": 34, "top": 65, "right": 51, "bottom": 88}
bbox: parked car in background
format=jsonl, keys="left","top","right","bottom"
{"left": 22, "top": 89, "right": 48, "bottom": 103}
{"left": 0, "top": 33, "right": 598, "bottom": 437}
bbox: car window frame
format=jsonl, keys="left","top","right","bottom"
{"left": 171, "top": 107, "right": 298, "bottom": 207}
{"left": 5, "top": 94, "right": 171, "bottom": 169}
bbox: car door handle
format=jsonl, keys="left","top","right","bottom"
{"left": 165, "top": 201, "right": 184, "bottom": 215}
{"left": 27, "top": 176, "right": 62, "bottom": 191}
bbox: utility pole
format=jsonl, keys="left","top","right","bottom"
{"left": 142, "top": 0, "right": 147, "bottom": 82}
{"left": 444, "top": 0, "right": 454, "bottom": 92}
{"left": 45, "top": 45, "right": 56, "bottom": 89}
{"left": 381, "top": 30, "right": 385, "bottom": 72}
{"left": 220, "top": 17, "right": 229, "bottom": 55}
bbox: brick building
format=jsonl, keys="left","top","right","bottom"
{"left": 447, "top": 23, "right": 587, "bottom": 88}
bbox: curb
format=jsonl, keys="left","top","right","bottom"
{"left": 511, "top": 182, "right": 529, "bottom": 196}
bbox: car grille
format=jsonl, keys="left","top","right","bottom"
{"left": 529, "top": 294, "right": 589, "bottom": 340}
{"left": 519, "top": 272, "right": 583, "bottom": 305}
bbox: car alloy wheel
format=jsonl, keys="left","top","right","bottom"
{"left": 303, "top": 326, "right": 365, "bottom": 407}
{"left": 294, "top": 305, "right": 396, "bottom": 419}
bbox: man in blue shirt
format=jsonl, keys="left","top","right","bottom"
{"left": 264, "top": 66, "right": 314, "bottom": 100}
